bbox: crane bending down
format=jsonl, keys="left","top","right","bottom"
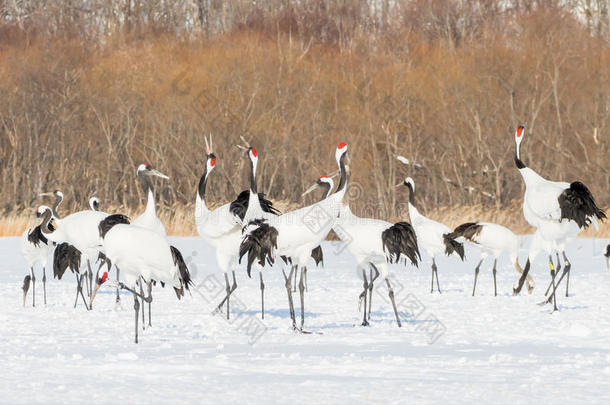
{"left": 89, "top": 214, "right": 192, "bottom": 343}
{"left": 447, "top": 222, "right": 533, "bottom": 296}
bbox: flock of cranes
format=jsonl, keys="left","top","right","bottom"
{"left": 19, "top": 126, "right": 608, "bottom": 342}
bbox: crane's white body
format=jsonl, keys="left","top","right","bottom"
{"left": 264, "top": 187, "right": 346, "bottom": 268}
{"left": 515, "top": 131, "right": 598, "bottom": 240}
{"left": 20, "top": 227, "right": 52, "bottom": 270}
{"left": 44, "top": 210, "right": 109, "bottom": 262}
{"left": 195, "top": 195, "right": 242, "bottom": 274}
{"left": 455, "top": 222, "right": 520, "bottom": 263}
{"left": 335, "top": 204, "right": 402, "bottom": 279}
{"left": 408, "top": 202, "right": 451, "bottom": 259}
{"left": 519, "top": 168, "right": 571, "bottom": 227}
{"left": 102, "top": 224, "right": 182, "bottom": 289}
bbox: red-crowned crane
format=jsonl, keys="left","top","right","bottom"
{"left": 20, "top": 206, "right": 54, "bottom": 307}
{"left": 240, "top": 143, "right": 351, "bottom": 332}
{"left": 195, "top": 135, "right": 278, "bottom": 319}
{"left": 447, "top": 222, "right": 533, "bottom": 296}
{"left": 512, "top": 125, "right": 605, "bottom": 309}
{"left": 88, "top": 214, "right": 191, "bottom": 343}
{"left": 399, "top": 176, "right": 464, "bottom": 294}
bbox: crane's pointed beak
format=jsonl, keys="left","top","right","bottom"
{"left": 302, "top": 183, "right": 319, "bottom": 197}
{"left": 606, "top": 256, "right": 609, "bottom": 271}
{"left": 395, "top": 182, "right": 403, "bottom": 188}
{"left": 39, "top": 192, "right": 54, "bottom": 197}
{"left": 150, "top": 169, "right": 169, "bottom": 180}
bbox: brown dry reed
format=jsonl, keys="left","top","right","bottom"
{"left": 0, "top": 1, "right": 608, "bottom": 236}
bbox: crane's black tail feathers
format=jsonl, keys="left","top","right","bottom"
{"left": 98, "top": 214, "right": 130, "bottom": 239}
{"left": 170, "top": 246, "right": 192, "bottom": 299}
{"left": 53, "top": 242, "right": 82, "bottom": 280}
{"left": 239, "top": 221, "right": 278, "bottom": 277}
{"left": 311, "top": 245, "right": 324, "bottom": 267}
{"left": 558, "top": 181, "right": 606, "bottom": 229}
{"left": 381, "top": 222, "right": 420, "bottom": 267}
{"left": 450, "top": 222, "right": 483, "bottom": 242}
{"left": 22, "top": 275, "right": 31, "bottom": 293}
{"left": 443, "top": 233, "right": 465, "bottom": 260}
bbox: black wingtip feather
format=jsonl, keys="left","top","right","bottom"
{"left": 381, "top": 222, "right": 420, "bottom": 267}
{"left": 53, "top": 243, "right": 81, "bottom": 279}
{"left": 558, "top": 182, "right": 606, "bottom": 229}
{"left": 22, "top": 275, "right": 31, "bottom": 292}
{"left": 443, "top": 233, "right": 465, "bottom": 260}
{"left": 170, "top": 246, "right": 193, "bottom": 297}
{"left": 239, "top": 221, "right": 278, "bottom": 277}
{"left": 311, "top": 245, "right": 324, "bottom": 267}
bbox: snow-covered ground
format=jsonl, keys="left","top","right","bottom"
{"left": 1, "top": 236, "right": 610, "bottom": 404}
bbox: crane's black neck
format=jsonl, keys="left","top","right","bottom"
{"left": 40, "top": 209, "right": 54, "bottom": 235}
{"left": 318, "top": 182, "right": 331, "bottom": 200}
{"left": 53, "top": 194, "right": 63, "bottom": 218}
{"left": 405, "top": 182, "right": 415, "bottom": 203}
{"left": 336, "top": 153, "right": 348, "bottom": 193}
{"left": 197, "top": 154, "right": 215, "bottom": 200}
{"left": 514, "top": 154, "right": 526, "bottom": 169}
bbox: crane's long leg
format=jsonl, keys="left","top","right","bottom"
{"left": 259, "top": 271, "right": 265, "bottom": 320}
{"left": 133, "top": 292, "right": 140, "bottom": 344}
{"left": 292, "top": 267, "right": 297, "bottom": 293}
{"left": 548, "top": 256, "right": 558, "bottom": 311}
{"left": 42, "top": 266, "right": 47, "bottom": 306}
{"left": 282, "top": 265, "right": 297, "bottom": 329}
{"left": 544, "top": 255, "right": 561, "bottom": 296}
{"left": 299, "top": 266, "right": 307, "bottom": 330}
{"left": 76, "top": 273, "right": 90, "bottom": 310}
{"left": 386, "top": 278, "right": 401, "bottom": 327}
{"left": 492, "top": 259, "right": 498, "bottom": 297}
{"left": 544, "top": 252, "right": 571, "bottom": 305}
{"left": 433, "top": 258, "right": 441, "bottom": 294}
{"left": 74, "top": 273, "right": 89, "bottom": 309}
{"left": 139, "top": 280, "right": 146, "bottom": 330}
{"left": 219, "top": 273, "right": 231, "bottom": 320}
{"left": 513, "top": 259, "right": 531, "bottom": 295}
{"left": 115, "top": 266, "right": 121, "bottom": 305}
{"left": 361, "top": 268, "right": 369, "bottom": 326}
{"left": 472, "top": 259, "right": 483, "bottom": 297}
{"left": 216, "top": 271, "right": 238, "bottom": 319}
{"left": 86, "top": 260, "right": 93, "bottom": 297}
{"left": 304, "top": 267, "right": 308, "bottom": 293}
{"left": 30, "top": 267, "right": 36, "bottom": 307}
{"left": 73, "top": 274, "right": 80, "bottom": 308}
{"left": 563, "top": 251, "right": 571, "bottom": 297}
{"left": 368, "top": 264, "right": 380, "bottom": 321}
{"left": 147, "top": 281, "right": 153, "bottom": 327}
